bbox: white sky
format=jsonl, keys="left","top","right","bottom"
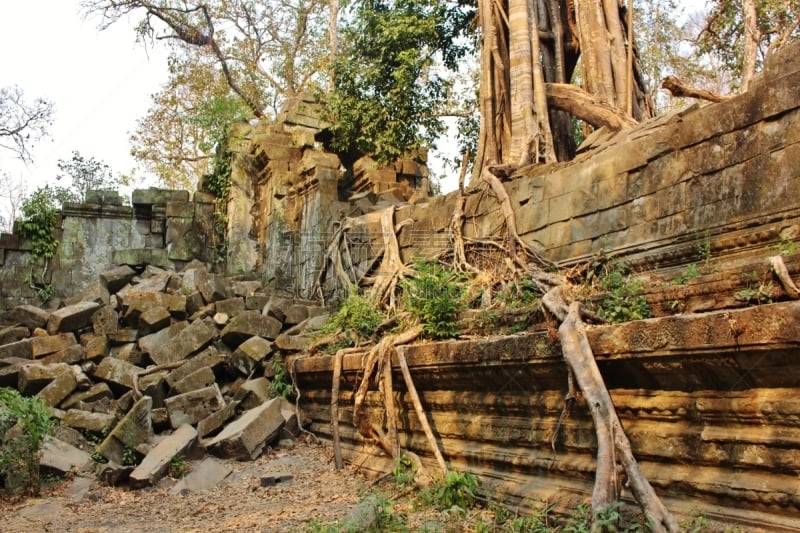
{"left": 0, "top": 0, "right": 169, "bottom": 195}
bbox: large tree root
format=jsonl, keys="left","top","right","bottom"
{"left": 770, "top": 255, "right": 800, "bottom": 299}
{"left": 556, "top": 301, "right": 679, "bottom": 533}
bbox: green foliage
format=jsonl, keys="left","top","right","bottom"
{"left": 205, "top": 144, "right": 234, "bottom": 265}
{"left": 597, "top": 263, "right": 652, "bottom": 324}
{"left": 391, "top": 452, "right": 417, "bottom": 490}
{"left": 169, "top": 454, "right": 190, "bottom": 479}
{"left": 19, "top": 186, "right": 66, "bottom": 260}
{"left": 328, "top": 0, "right": 474, "bottom": 164}
{"left": 0, "top": 388, "right": 55, "bottom": 496}
{"left": 56, "top": 150, "right": 122, "bottom": 202}
{"left": 697, "top": 232, "right": 712, "bottom": 267}
{"left": 400, "top": 259, "right": 466, "bottom": 339}
{"left": 498, "top": 277, "right": 541, "bottom": 308}
{"left": 269, "top": 356, "right": 294, "bottom": 399}
{"left": 36, "top": 283, "right": 55, "bottom": 304}
{"left": 694, "top": 0, "right": 800, "bottom": 90}
{"left": 482, "top": 500, "right": 556, "bottom": 533}
{"left": 322, "top": 289, "right": 385, "bottom": 344}
{"left": 772, "top": 235, "right": 798, "bottom": 256}
{"left": 121, "top": 445, "right": 138, "bottom": 466}
{"left": 672, "top": 263, "right": 699, "bottom": 285}
{"left": 423, "top": 470, "right": 480, "bottom": 512}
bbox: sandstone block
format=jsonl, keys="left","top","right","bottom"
{"left": 80, "top": 282, "right": 111, "bottom": 305}
{"left": 231, "top": 336, "right": 274, "bottom": 375}
{"left": 237, "top": 377, "right": 272, "bottom": 411}
{"left": 122, "top": 291, "right": 186, "bottom": 322}
{"left": 274, "top": 333, "right": 312, "bottom": 352}
{"left": 39, "top": 344, "right": 84, "bottom": 365}
{"left": 164, "top": 346, "right": 224, "bottom": 389}
{"left": 283, "top": 304, "right": 309, "bottom": 325}
{"left": 0, "top": 338, "right": 33, "bottom": 360}
{"left": 0, "top": 358, "right": 27, "bottom": 387}
{"left": 221, "top": 311, "right": 282, "bottom": 347}
{"left": 40, "top": 436, "right": 93, "bottom": 475}
{"left": 84, "top": 335, "right": 110, "bottom": 360}
{"left": 196, "top": 269, "right": 228, "bottom": 304}
{"left": 150, "top": 318, "right": 216, "bottom": 365}
{"left": 93, "top": 357, "right": 144, "bottom": 392}
{"left": 92, "top": 306, "right": 119, "bottom": 336}
{"left": 168, "top": 457, "right": 232, "bottom": 494}
{"left": 165, "top": 384, "right": 224, "bottom": 429}
{"left": 133, "top": 269, "right": 172, "bottom": 292}
{"left": 139, "top": 371, "right": 168, "bottom": 408}
{"left": 8, "top": 304, "right": 50, "bottom": 330}
{"left": 60, "top": 382, "right": 114, "bottom": 410}
{"left": 171, "top": 366, "right": 216, "bottom": 395}
{"left": 36, "top": 368, "right": 78, "bottom": 407}
{"left": 0, "top": 326, "right": 31, "bottom": 345}
{"left": 96, "top": 396, "right": 154, "bottom": 465}
{"left": 131, "top": 188, "right": 190, "bottom": 206}
{"left": 215, "top": 297, "right": 246, "bottom": 317}
{"left": 231, "top": 281, "right": 263, "bottom": 298}
{"left": 204, "top": 397, "right": 284, "bottom": 460}
{"left": 245, "top": 294, "right": 269, "bottom": 311}
{"left": 18, "top": 362, "right": 71, "bottom": 395}
{"left": 62, "top": 409, "right": 117, "bottom": 434}
{"left": 197, "top": 400, "right": 240, "bottom": 439}
{"left": 108, "top": 329, "right": 139, "bottom": 345}
{"left": 138, "top": 321, "right": 188, "bottom": 356}
{"left": 138, "top": 306, "right": 171, "bottom": 336}
{"left": 100, "top": 265, "right": 137, "bottom": 293}
{"left": 47, "top": 301, "right": 102, "bottom": 335}
{"left": 31, "top": 333, "right": 78, "bottom": 358}
{"left": 130, "top": 423, "right": 197, "bottom": 488}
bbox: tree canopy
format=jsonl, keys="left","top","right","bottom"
{"left": 83, "top": 0, "right": 799, "bottom": 188}
{"left": 0, "top": 86, "right": 54, "bottom": 164}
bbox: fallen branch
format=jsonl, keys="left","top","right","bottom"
{"left": 546, "top": 83, "right": 639, "bottom": 130}
{"left": 396, "top": 345, "right": 448, "bottom": 477}
{"left": 557, "top": 302, "right": 679, "bottom": 532}
{"left": 331, "top": 349, "right": 345, "bottom": 470}
{"left": 661, "top": 76, "right": 732, "bottom": 104}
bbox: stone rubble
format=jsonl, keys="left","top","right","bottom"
{"left": 0, "top": 261, "right": 328, "bottom": 491}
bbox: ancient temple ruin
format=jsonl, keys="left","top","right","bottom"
{"left": 1, "top": 39, "right": 800, "bottom": 532}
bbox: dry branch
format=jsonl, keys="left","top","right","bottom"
{"left": 546, "top": 83, "right": 638, "bottom": 130}
{"left": 556, "top": 302, "right": 679, "bottom": 532}
{"left": 331, "top": 349, "right": 345, "bottom": 470}
{"left": 396, "top": 346, "right": 448, "bottom": 477}
{"left": 770, "top": 255, "right": 800, "bottom": 299}
{"left": 661, "top": 76, "right": 733, "bottom": 103}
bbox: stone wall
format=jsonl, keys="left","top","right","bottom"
{"left": 0, "top": 188, "right": 215, "bottom": 312}
{"left": 287, "top": 42, "right": 800, "bottom": 530}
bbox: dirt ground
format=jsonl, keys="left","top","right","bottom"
{"left": 2, "top": 438, "right": 496, "bottom": 533}
{"left": 2, "top": 439, "right": 371, "bottom": 533}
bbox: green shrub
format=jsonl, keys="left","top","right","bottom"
{"left": 269, "top": 356, "right": 294, "bottom": 398}
{"left": 423, "top": 470, "right": 480, "bottom": 512}
{"left": 400, "top": 260, "right": 466, "bottom": 339}
{"left": 597, "top": 262, "right": 651, "bottom": 324}
{"left": 322, "top": 288, "right": 384, "bottom": 343}
{"left": 169, "top": 454, "right": 190, "bottom": 479}
{"left": 0, "top": 388, "right": 55, "bottom": 496}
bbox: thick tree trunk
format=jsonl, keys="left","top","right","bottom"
{"left": 741, "top": 0, "right": 760, "bottom": 92}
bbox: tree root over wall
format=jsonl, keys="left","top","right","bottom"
{"left": 321, "top": 165, "right": 680, "bottom": 530}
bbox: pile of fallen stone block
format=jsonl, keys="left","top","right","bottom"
{"left": 0, "top": 260, "right": 328, "bottom": 490}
